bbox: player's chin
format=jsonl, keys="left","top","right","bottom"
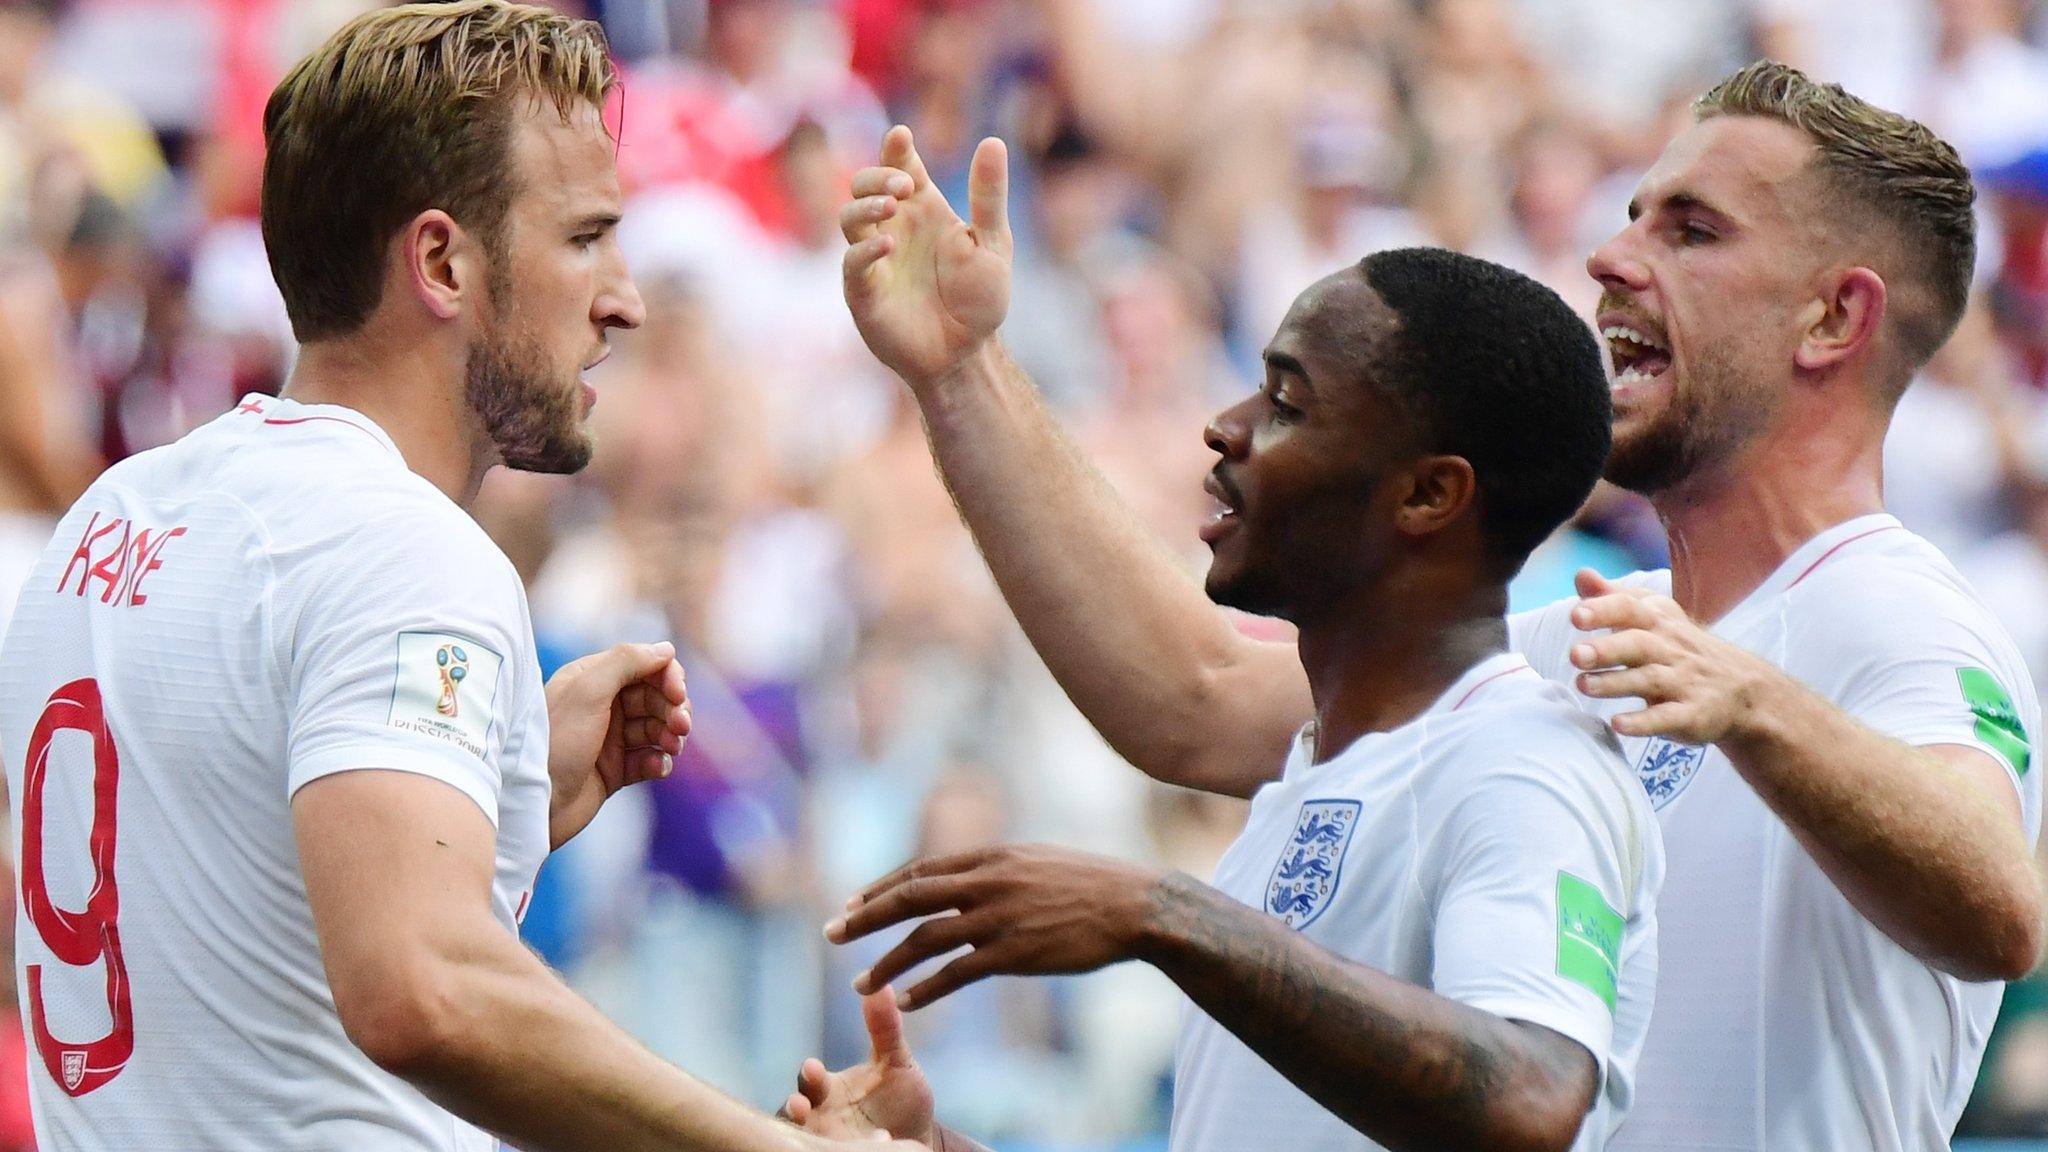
{"left": 1203, "top": 557, "right": 1276, "bottom": 617}
{"left": 501, "top": 427, "right": 595, "bottom": 475}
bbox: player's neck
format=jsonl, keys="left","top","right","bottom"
{"left": 1295, "top": 590, "right": 1508, "bottom": 765}
{"left": 281, "top": 338, "right": 493, "bottom": 508}
{"left": 1652, "top": 425, "right": 1885, "bottom": 625}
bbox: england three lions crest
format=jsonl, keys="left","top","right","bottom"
{"left": 1266, "top": 799, "right": 1361, "bottom": 930}
{"left": 1635, "top": 737, "right": 1706, "bottom": 809}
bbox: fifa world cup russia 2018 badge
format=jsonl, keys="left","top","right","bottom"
{"left": 435, "top": 643, "right": 470, "bottom": 718}
{"left": 389, "top": 631, "right": 502, "bottom": 759}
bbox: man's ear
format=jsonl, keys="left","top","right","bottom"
{"left": 1393, "top": 454, "right": 1479, "bottom": 540}
{"left": 402, "top": 209, "right": 478, "bottom": 322}
{"left": 1794, "top": 266, "right": 1886, "bottom": 375}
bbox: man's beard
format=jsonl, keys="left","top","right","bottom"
{"left": 465, "top": 320, "right": 592, "bottom": 475}
{"left": 1604, "top": 349, "right": 1766, "bottom": 497}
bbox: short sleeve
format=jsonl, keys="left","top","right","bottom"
{"left": 1786, "top": 565, "right": 2042, "bottom": 842}
{"left": 1509, "top": 595, "right": 1582, "bottom": 683}
{"left": 279, "top": 503, "right": 529, "bottom": 824}
{"left": 1427, "top": 757, "right": 1643, "bottom": 1078}
{"left": 1510, "top": 570, "right": 1668, "bottom": 685}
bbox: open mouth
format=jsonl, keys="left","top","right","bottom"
{"left": 1601, "top": 321, "right": 1672, "bottom": 389}
{"left": 1200, "top": 473, "right": 1240, "bottom": 544}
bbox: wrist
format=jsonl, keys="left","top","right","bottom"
{"left": 915, "top": 339, "right": 1007, "bottom": 410}
{"left": 1715, "top": 655, "right": 1797, "bottom": 759}
{"left": 1131, "top": 869, "right": 1207, "bottom": 969}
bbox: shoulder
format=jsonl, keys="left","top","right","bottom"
{"left": 1782, "top": 529, "right": 2020, "bottom": 669}
{"left": 1426, "top": 680, "right": 1637, "bottom": 816}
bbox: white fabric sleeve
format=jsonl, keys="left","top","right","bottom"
{"left": 281, "top": 505, "right": 529, "bottom": 825}
{"left": 1510, "top": 570, "right": 1668, "bottom": 685}
{"left": 1786, "top": 570, "right": 2042, "bottom": 843}
{"left": 1509, "top": 595, "right": 1582, "bottom": 683}
{"left": 1427, "top": 757, "right": 1637, "bottom": 1078}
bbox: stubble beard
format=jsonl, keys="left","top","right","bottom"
{"left": 1603, "top": 347, "right": 1768, "bottom": 498}
{"left": 465, "top": 304, "right": 593, "bottom": 476}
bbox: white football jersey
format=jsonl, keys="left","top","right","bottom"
{"left": 0, "top": 395, "right": 552, "bottom": 1151}
{"left": 1511, "top": 513, "right": 2042, "bottom": 1152}
{"left": 1170, "top": 653, "right": 1662, "bottom": 1152}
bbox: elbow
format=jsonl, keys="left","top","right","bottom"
{"left": 332, "top": 958, "right": 468, "bottom": 1078}
{"left": 1921, "top": 881, "right": 2044, "bottom": 984}
{"left": 1491, "top": 1084, "right": 1594, "bottom": 1152}
{"left": 1958, "top": 905, "right": 2043, "bottom": 984}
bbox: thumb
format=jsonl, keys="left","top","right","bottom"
{"left": 584, "top": 641, "right": 678, "bottom": 695}
{"left": 967, "top": 136, "right": 1010, "bottom": 246}
{"left": 864, "top": 986, "right": 915, "bottom": 1068}
{"left": 1574, "top": 567, "right": 1615, "bottom": 600}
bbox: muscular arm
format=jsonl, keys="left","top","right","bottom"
{"left": 1138, "top": 872, "right": 1597, "bottom": 1152}
{"left": 1722, "top": 693, "right": 2042, "bottom": 981}
{"left": 918, "top": 341, "right": 1309, "bottom": 796}
{"left": 293, "top": 771, "right": 823, "bottom": 1152}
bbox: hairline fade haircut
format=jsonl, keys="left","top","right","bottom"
{"left": 1693, "top": 60, "right": 1975, "bottom": 399}
{"left": 261, "top": 0, "right": 617, "bottom": 344}
{"left": 1354, "top": 248, "right": 1612, "bottom": 573}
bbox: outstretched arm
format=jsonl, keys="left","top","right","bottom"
{"left": 828, "top": 847, "right": 1597, "bottom": 1152}
{"left": 842, "top": 127, "right": 1309, "bottom": 798}
{"left": 294, "top": 771, "right": 921, "bottom": 1152}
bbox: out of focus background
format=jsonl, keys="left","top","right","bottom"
{"left": 0, "top": 0, "right": 2046, "bottom": 1147}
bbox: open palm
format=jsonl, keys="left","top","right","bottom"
{"left": 841, "top": 126, "right": 1012, "bottom": 390}
{"left": 784, "top": 988, "right": 936, "bottom": 1147}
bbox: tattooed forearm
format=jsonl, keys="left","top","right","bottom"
{"left": 1134, "top": 872, "right": 1596, "bottom": 1152}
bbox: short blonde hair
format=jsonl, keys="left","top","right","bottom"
{"left": 1695, "top": 61, "right": 1975, "bottom": 391}
{"left": 261, "top": 1, "right": 617, "bottom": 342}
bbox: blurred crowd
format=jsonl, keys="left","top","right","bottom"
{"left": 2, "top": 0, "right": 2048, "bottom": 1147}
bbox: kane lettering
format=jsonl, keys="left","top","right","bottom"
{"left": 56, "top": 511, "right": 188, "bottom": 608}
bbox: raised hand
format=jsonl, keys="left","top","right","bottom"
{"left": 841, "top": 125, "right": 1012, "bottom": 391}
{"left": 783, "top": 989, "right": 936, "bottom": 1146}
{"left": 824, "top": 844, "right": 1167, "bottom": 1009}
{"left": 543, "top": 641, "right": 689, "bottom": 848}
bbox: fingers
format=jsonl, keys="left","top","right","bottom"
{"left": 1573, "top": 567, "right": 1616, "bottom": 600}
{"left": 827, "top": 871, "right": 975, "bottom": 944}
{"left": 782, "top": 1093, "right": 811, "bottom": 1125}
{"left": 1611, "top": 702, "right": 1695, "bottom": 739}
{"left": 899, "top": 948, "right": 999, "bottom": 1010}
{"left": 623, "top": 746, "right": 673, "bottom": 782}
{"left": 799, "top": 1057, "right": 831, "bottom": 1106}
{"left": 843, "top": 234, "right": 895, "bottom": 296}
{"left": 621, "top": 680, "right": 690, "bottom": 736}
{"left": 1575, "top": 665, "right": 1677, "bottom": 702}
{"left": 828, "top": 850, "right": 994, "bottom": 937}
{"left": 855, "top": 911, "right": 986, "bottom": 994}
{"left": 840, "top": 192, "right": 901, "bottom": 245}
{"left": 1568, "top": 629, "right": 1665, "bottom": 672}
{"left": 879, "top": 124, "right": 934, "bottom": 192}
{"left": 850, "top": 166, "right": 915, "bottom": 200}
{"left": 1570, "top": 592, "right": 1664, "bottom": 633}
{"left": 967, "top": 136, "right": 1010, "bottom": 243}
{"left": 862, "top": 986, "right": 914, "bottom": 1067}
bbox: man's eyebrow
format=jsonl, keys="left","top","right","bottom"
{"left": 571, "top": 211, "right": 622, "bottom": 233}
{"left": 1262, "top": 349, "right": 1314, "bottom": 390}
{"left": 1631, "top": 190, "right": 1732, "bottom": 224}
